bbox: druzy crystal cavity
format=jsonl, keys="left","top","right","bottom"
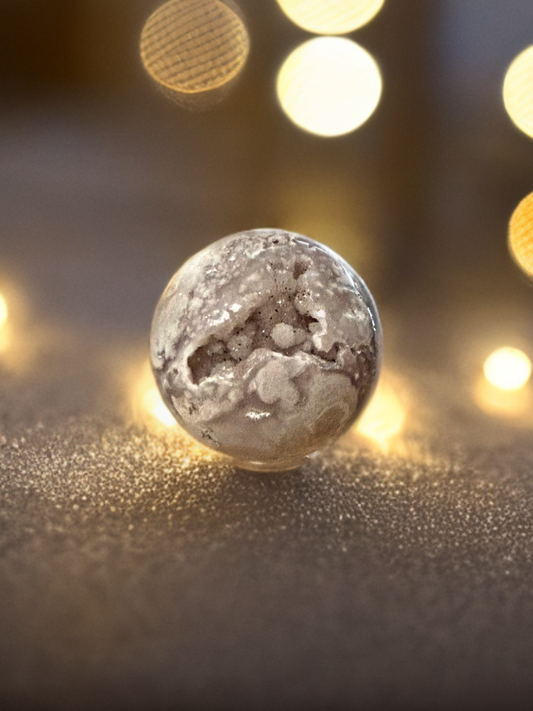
{"left": 150, "top": 229, "right": 382, "bottom": 470}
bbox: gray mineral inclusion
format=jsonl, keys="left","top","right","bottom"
{"left": 150, "top": 229, "right": 382, "bottom": 470}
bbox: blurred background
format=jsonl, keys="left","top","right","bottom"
{"left": 1, "top": 0, "right": 533, "bottom": 406}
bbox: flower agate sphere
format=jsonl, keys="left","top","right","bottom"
{"left": 150, "top": 229, "right": 382, "bottom": 470}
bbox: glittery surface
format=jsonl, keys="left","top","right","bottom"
{"left": 150, "top": 229, "right": 381, "bottom": 469}
{"left": 2, "top": 322, "right": 533, "bottom": 711}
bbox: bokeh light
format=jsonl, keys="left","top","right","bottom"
{"left": 474, "top": 376, "right": 532, "bottom": 419}
{"left": 509, "top": 190, "right": 533, "bottom": 278}
{"left": 128, "top": 359, "right": 224, "bottom": 463}
{"left": 142, "top": 385, "right": 177, "bottom": 428}
{"left": 483, "top": 347, "right": 532, "bottom": 391}
{"left": 0, "top": 293, "right": 7, "bottom": 329}
{"left": 0, "top": 293, "right": 8, "bottom": 354}
{"left": 277, "top": 37, "right": 382, "bottom": 137}
{"left": 356, "top": 375, "right": 405, "bottom": 449}
{"left": 133, "top": 360, "right": 177, "bottom": 429}
{"left": 503, "top": 45, "right": 533, "bottom": 139}
{"left": 140, "top": 0, "right": 249, "bottom": 107}
{"left": 276, "top": 0, "right": 385, "bottom": 35}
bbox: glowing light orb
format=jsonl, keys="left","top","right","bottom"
{"left": 0, "top": 294, "right": 7, "bottom": 328}
{"left": 356, "top": 377, "right": 405, "bottom": 448}
{"left": 140, "top": 0, "right": 249, "bottom": 98}
{"left": 475, "top": 377, "right": 531, "bottom": 419}
{"left": 503, "top": 45, "right": 533, "bottom": 139}
{"left": 277, "top": 37, "right": 382, "bottom": 137}
{"left": 142, "top": 385, "right": 177, "bottom": 427}
{"left": 132, "top": 361, "right": 177, "bottom": 429}
{"left": 483, "top": 347, "right": 532, "bottom": 391}
{"left": 509, "top": 190, "right": 533, "bottom": 278}
{"left": 276, "top": 0, "right": 385, "bottom": 35}
{"left": 0, "top": 293, "right": 8, "bottom": 354}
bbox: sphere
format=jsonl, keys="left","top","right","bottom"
{"left": 150, "top": 229, "right": 382, "bottom": 470}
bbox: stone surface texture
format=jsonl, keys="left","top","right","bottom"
{"left": 150, "top": 229, "right": 382, "bottom": 468}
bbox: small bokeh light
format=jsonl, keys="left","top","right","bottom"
{"left": 509, "top": 190, "right": 533, "bottom": 279}
{"left": 475, "top": 381, "right": 531, "bottom": 418}
{"left": 140, "top": 0, "right": 249, "bottom": 108}
{"left": 0, "top": 293, "right": 7, "bottom": 329}
{"left": 129, "top": 360, "right": 224, "bottom": 463}
{"left": 0, "top": 292, "right": 8, "bottom": 353}
{"left": 475, "top": 372, "right": 532, "bottom": 420}
{"left": 276, "top": 0, "right": 385, "bottom": 35}
{"left": 133, "top": 360, "right": 177, "bottom": 429}
{"left": 277, "top": 37, "right": 382, "bottom": 137}
{"left": 503, "top": 45, "right": 533, "bottom": 140}
{"left": 483, "top": 347, "right": 532, "bottom": 392}
{"left": 355, "top": 374, "right": 405, "bottom": 450}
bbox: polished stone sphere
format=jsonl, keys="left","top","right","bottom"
{"left": 150, "top": 229, "right": 382, "bottom": 470}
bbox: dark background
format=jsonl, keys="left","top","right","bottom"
{"left": 1, "top": 2, "right": 533, "bottom": 710}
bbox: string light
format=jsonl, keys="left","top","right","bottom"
{"left": 277, "top": 37, "right": 382, "bottom": 137}
{"left": 276, "top": 0, "right": 385, "bottom": 35}
{"left": 509, "top": 190, "right": 533, "bottom": 278}
{"left": 140, "top": 0, "right": 249, "bottom": 106}
{"left": 483, "top": 347, "right": 532, "bottom": 391}
{"left": 503, "top": 45, "right": 533, "bottom": 139}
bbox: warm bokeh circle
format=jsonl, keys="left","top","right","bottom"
{"left": 277, "top": 37, "right": 382, "bottom": 137}
{"left": 503, "top": 45, "right": 533, "bottom": 139}
{"left": 140, "top": 0, "right": 250, "bottom": 95}
{"left": 275, "top": 0, "right": 385, "bottom": 35}
{"left": 509, "top": 190, "right": 533, "bottom": 278}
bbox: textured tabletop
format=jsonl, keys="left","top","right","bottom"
{"left": 2, "top": 293, "right": 533, "bottom": 711}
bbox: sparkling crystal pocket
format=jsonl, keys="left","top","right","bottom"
{"left": 150, "top": 229, "right": 382, "bottom": 470}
